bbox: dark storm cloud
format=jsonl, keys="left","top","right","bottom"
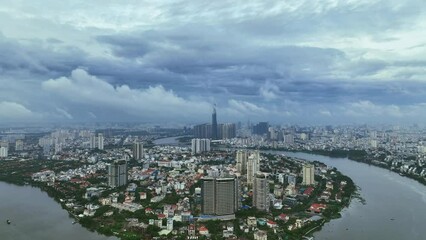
{"left": 0, "top": 0, "right": 426, "bottom": 124}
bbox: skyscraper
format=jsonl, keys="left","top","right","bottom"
{"left": 193, "top": 124, "right": 212, "bottom": 139}
{"left": 253, "top": 173, "right": 269, "bottom": 211}
{"left": 212, "top": 105, "right": 218, "bottom": 140}
{"left": 133, "top": 142, "right": 144, "bottom": 160}
{"left": 0, "top": 146, "right": 8, "bottom": 158}
{"left": 252, "top": 122, "right": 269, "bottom": 135}
{"left": 201, "top": 178, "right": 216, "bottom": 215}
{"left": 97, "top": 133, "right": 104, "bottom": 150}
{"left": 108, "top": 160, "right": 128, "bottom": 188}
{"left": 15, "top": 139, "right": 24, "bottom": 151}
{"left": 201, "top": 177, "right": 238, "bottom": 215}
{"left": 236, "top": 150, "right": 248, "bottom": 174}
{"left": 191, "top": 138, "right": 211, "bottom": 154}
{"left": 89, "top": 134, "right": 96, "bottom": 149}
{"left": 247, "top": 150, "right": 260, "bottom": 187}
{"left": 302, "top": 164, "right": 315, "bottom": 185}
{"left": 218, "top": 123, "right": 236, "bottom": 139}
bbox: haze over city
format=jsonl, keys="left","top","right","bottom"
{"left": 0, "top": 1, "right": 425, "bottom": 125}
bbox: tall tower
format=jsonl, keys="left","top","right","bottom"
{"left": 253, "top": 173, "right": 269, "bottom": 211}
{"left": 89, "top": 134, "right": 96, "bottom": 149}
{"left": 97, "top": 133, "right": 104, "bottom": 150}
{"left": 302, "top": 164, "right": 315, "bottom": 185}
{"left": 133, "top": 142, "right": 144, "bottom": 160}
{"left": 236, "top": 150, "right": 248, "bottom": 174}
{"left": 212, "top": 104, "right": 218, "bottom": 140}
{"left": 247, "top": 150, "right": 260, "bottom": 187}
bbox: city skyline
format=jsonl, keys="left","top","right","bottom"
{"left": 1, "top": 1, "right": 426, "bottom": 125}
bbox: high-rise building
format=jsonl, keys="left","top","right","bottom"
{"left": 15, "top": 139, "right": 24, "bottom": 151}
{"left": 193, "top": 124, "right": 212, "bottom": 139}
{"left": 108, "top": 160, "right": 128, "bottom": 188}
{"left": 201, "top": 177, "right": 238, "bottom": 216}
{"left": 90, "top": 134, "right": 97, "bottom": 149}
{"left": 212, "top": 105, "right": 218, "bottom": 140}
{"left": 0, "top": 146, "right": 8, "bottom": 158}
{"left": 302, "top": 164, "right": 315, "bottom": 185}
{"left": 247, "top": 151, "right": 260, "bottom": 187}
{"left": 253, "top": 173, "right": 269, "bottom": 211}
{"left": 283, "top": 134, "right": 294, "bottom": 144}
{"left": 201, "top": 178, "right": 215, "bottom": 215}
{"left": 97, "top": 133, "right": 104, "bottom": 150}
{"left": 191, "top": 138, "right": 211, "bottom": 154}
{"left": 218, "top": 123, "right": 236, "bottom": 139}
{"left": 0, "top": 141, "right": 8, "bottom": 148}
{"left": 268, "top": 127, "right": 277, "bottom": 140}
{"left": 133, "top": 142, "right": 144, "bottom": 160}
{"left": 236, "top": 150, "right": 248, "bottom": 174}
{"left": 252, "top": 122, "right": 269, "bottom": 135}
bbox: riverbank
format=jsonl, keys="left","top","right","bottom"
{"left": 250, "top": 145, "right": 426, "bottom": 187}
{"left": 298, "top": 149, "right": 426, "bottom": 186}
{"left": 0, "top": 181, "right": 114, "bottom": 240}
{"left": 279, "top": 151, "right": 426, "bottom": 240}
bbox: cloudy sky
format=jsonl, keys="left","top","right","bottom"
{"left": 0, "top": 0, "right": 425, "bottom": 125}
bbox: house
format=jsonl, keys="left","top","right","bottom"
{"left": 254, "top": 230, "right": 268, "bottom": 240}
{"left": 145, "top": 208, "right": 153, "bottom": 214}
{"left": 267, "top": 220, "right": 277, "bottom": 228}
{"left": 198, "top": 225, "right": 209, "bottom": 235}
{"left": 188, "top": 224, "right": 196, "bottom": 236}
{"left": 257, "top": 218, "right": 267, "bottom": 226}
{"left": 247, "top": 216, "right": 257, "bottom": 227}
{"left": 84, "top": 187, "right": 102, "bottom": 199}
{"left": 276, "top": 213, "right": 289, "bottom": 222}
{"left": 309, "top": 203, "right": 327, "bottom": 213}
{"left": 303, "top": 186, "right": 314, "bottom": 196}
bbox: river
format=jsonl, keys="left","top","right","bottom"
{"left": 153, "top": 136, "right": 187, "bottom": 145}
{"left": 277, "top": 151, "right": 426, "bottom": 240}
{"left": 0, "top": 182, "right": 116, "bottom": 240}
{"left": 1, "top": 150, "right": 426, "bottom": 239}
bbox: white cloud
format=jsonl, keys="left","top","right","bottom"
{"left": 0, "top": 101, "right": 37, "bottom": 121}
{"left": 259, "top": 81, "right": 280, "bottom": 101}
{"left": 344, "top": 100, "right": 403, "bottom": 117}
{"left": 319, "top": 109, "right": 332, "bottom": 117}
{"left": 42, "top": 68, "right": 212, "bottom": 122}
{"left": 56, "top": 108, "right": 73, "bottom": 119}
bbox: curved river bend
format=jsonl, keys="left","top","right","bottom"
{"left": 279, "top": 152, "right": 426, "bottom": 240}
{"left": 0, "top": 182, "right": 116, "bottom": 240}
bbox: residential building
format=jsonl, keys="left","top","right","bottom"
{"left": 133, "top": 142, "right": 144, "bottom": 160}
{"left": 302, "top": 164, "right": 315, "bottom": 185}
{"left": 253, "top": 173, "right": 269, "bottom": 211}
{"left": 191, "top": 138, "right": 211, "bottom": 154}
{"left": 108, "top": 160, "right": 128, "bottom": 188}
{"left": 0, "top": 146, "right": 8, "bottom": 158}
{"left": 90, "top": 134, "right": 96, "bottom": 149}
{"left": 97, "top": 133, "right": 104, "bottom": 150}
{"left": 247, "top": 150, "right": 260, "bottom": 187}
{"left": 236, "top": 150, "right": 248, "bottom": 174}
{"left": 15, "top": 139, "right": 24, "bottom": 151}
{"left": 201, "top": 177, "right": 238, "bottom": 215}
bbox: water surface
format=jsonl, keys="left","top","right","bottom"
{"left": 0, "top": 182, "right": 116, "bottom": 240}
{"left": 279, "top": 152, "right": 426, "bottom": 240}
